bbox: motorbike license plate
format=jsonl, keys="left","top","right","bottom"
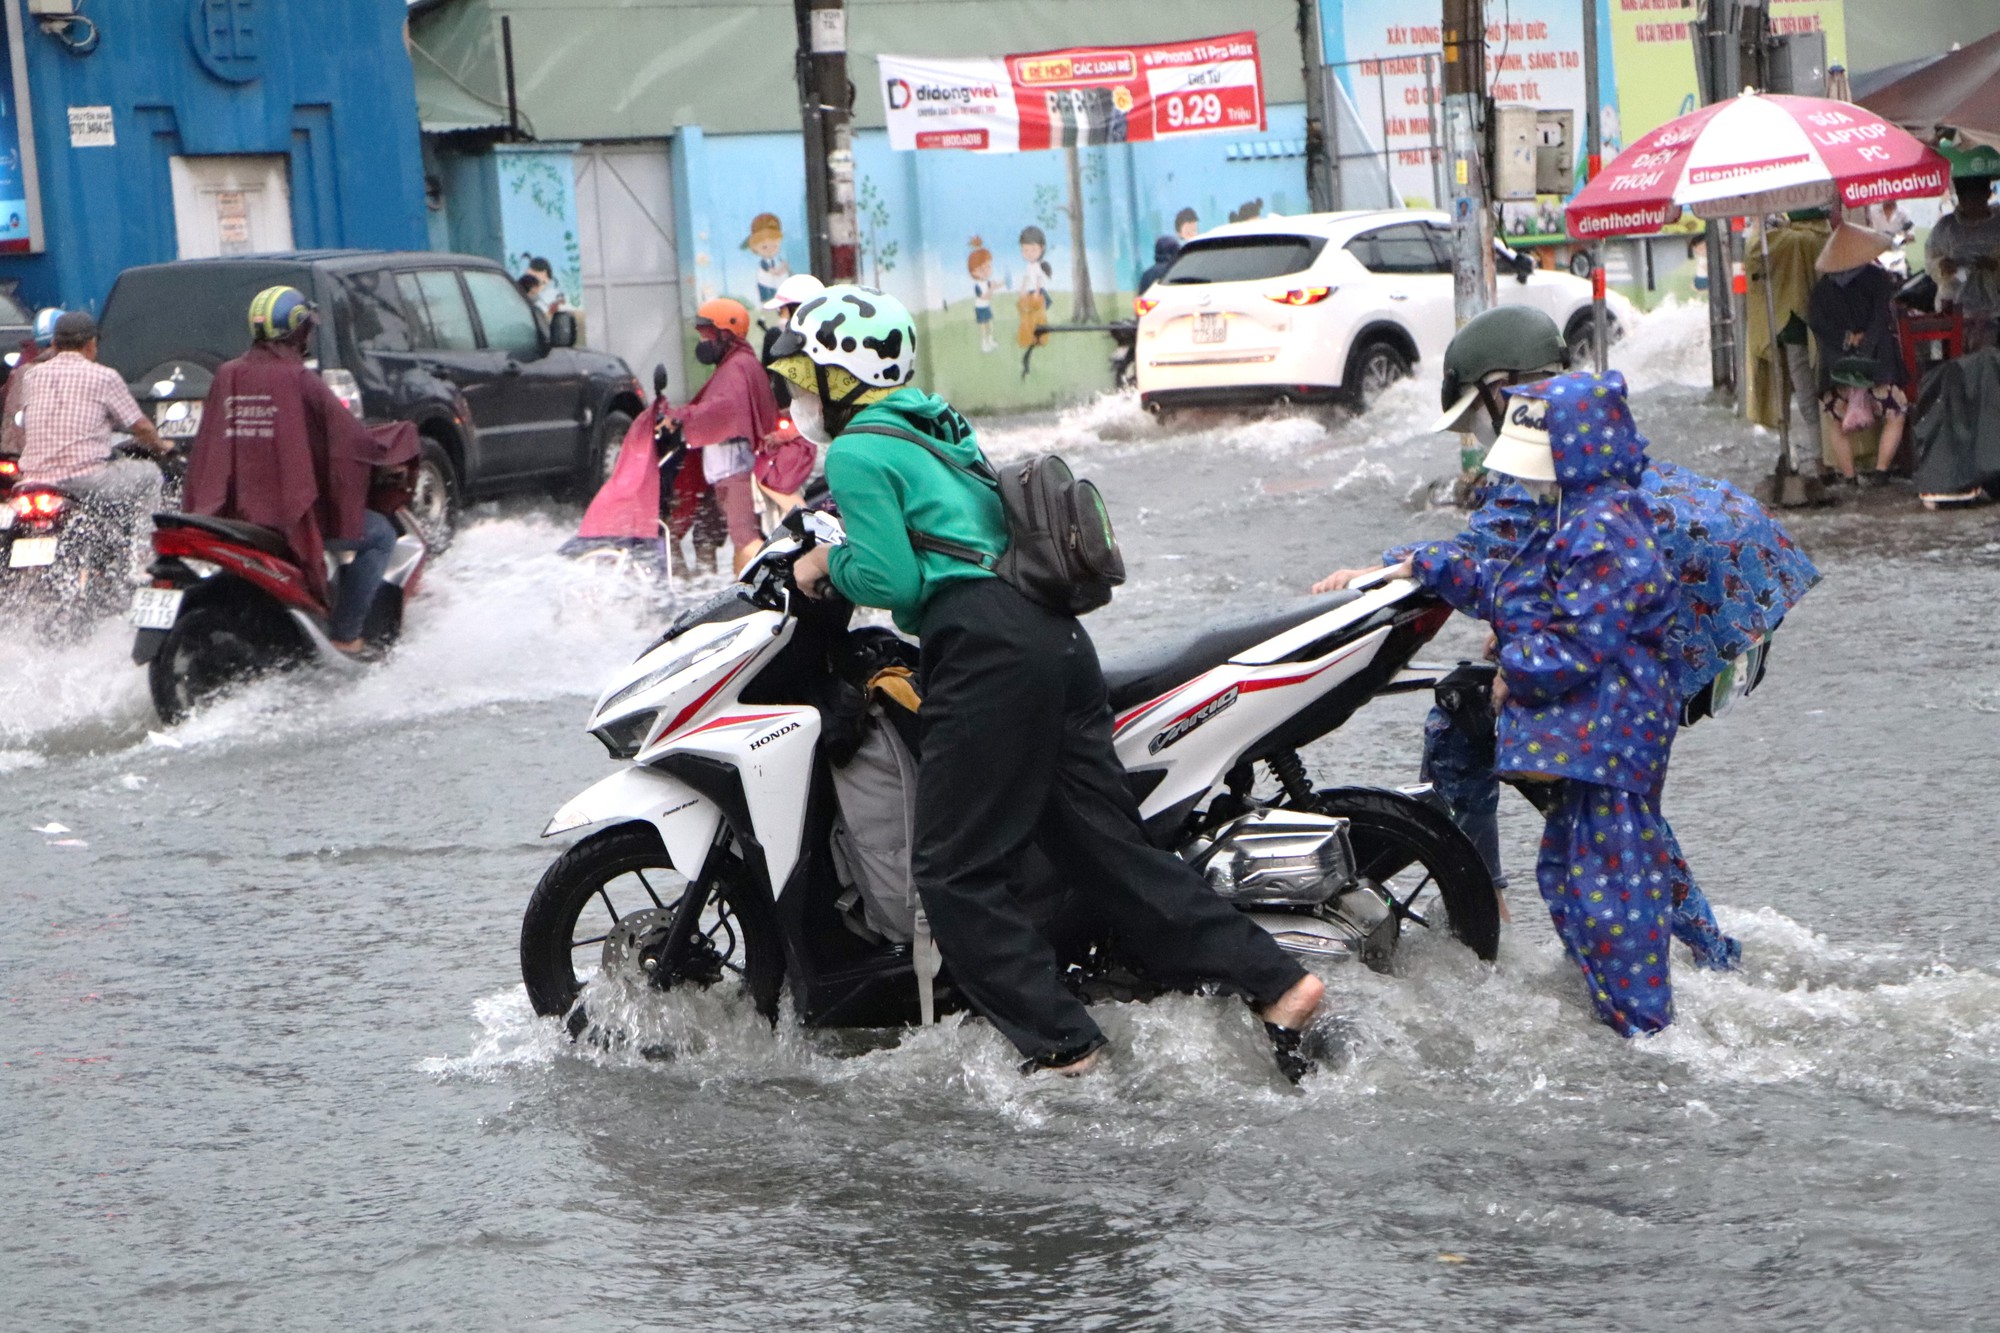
{"left": 8, "top": 536, "right": 56, "bottom": 568}
{"left": 130, "top": 587, "right": 184, "bottom": 630}
{"left": 1193, "top": 312, "right": 1228, "bottom": 344}
{"left": 156, "top": 401, "right": 203, "bottom": 439}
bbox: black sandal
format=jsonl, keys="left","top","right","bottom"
{"left": 1264, "top": 1022, "right": 1317, "bottom": 1084}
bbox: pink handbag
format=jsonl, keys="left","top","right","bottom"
{"left": 755, "top": 432, "right": 816, "bottom": 494}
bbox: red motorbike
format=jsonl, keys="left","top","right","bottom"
{"left": 134, "top": 445, "right": 427, "bottom": 724}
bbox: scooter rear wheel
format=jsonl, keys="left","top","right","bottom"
{"left": 148, "top": 603, "right": 275, "bottom": 724}
{"left": 521, "top": 821, "right": 784, "bottom": 1034}
{"left": 1309, "top": 786, "right": 1501, "bottom": 961}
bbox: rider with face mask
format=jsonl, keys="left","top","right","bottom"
{"left": 772, "top": 285, "right": 1326, "bottom": 1079}
{"left": 660, "top": 298, "right": 777, "bottom": 575}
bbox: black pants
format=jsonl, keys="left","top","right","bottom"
{"left": 913, "top": 579, "right": 1307, "bottom": 1063}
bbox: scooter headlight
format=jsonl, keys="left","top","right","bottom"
{"left": 593, "top": 710, "right": 659, "bottom": 761}
{"left": 598, "top": 626, "right": 745, "bottom": 716}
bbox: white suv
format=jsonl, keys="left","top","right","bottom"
{"left": 1135, "top": 209, "right": 1617, "bottom": 413}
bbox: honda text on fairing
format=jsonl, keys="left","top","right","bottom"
{"left": 0, "top": 441, "right": 182, "bottom": 642}
{"left": 132, "top": 472, "right": 428, "bottom": 724}
{"left": 519, "top": 510, "right": 1499, "bottom": 1040}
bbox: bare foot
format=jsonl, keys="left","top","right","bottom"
{"left": 1260, "top": 973, "right": 1325, "bottom": 1031}
{"left": 1045, "top": 1049, "right": 1101, "bottom": 1077}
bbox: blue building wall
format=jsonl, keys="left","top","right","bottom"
{"left": 0, "top": 0, "right": 427, "bottom": 314}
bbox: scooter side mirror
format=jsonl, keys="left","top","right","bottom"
{"left": 653, "top": 363, "right": 669, "bottom": 396}
{"left": 548, "top": 311, "right": 578, "bottom": 347}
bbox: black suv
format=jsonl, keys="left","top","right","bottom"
{"left": 96, "top": 251, "right": 645, "bottom": 533}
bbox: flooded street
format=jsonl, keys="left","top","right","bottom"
{"left": 5, "top": 303, "right": 1999, "bottom": 1330}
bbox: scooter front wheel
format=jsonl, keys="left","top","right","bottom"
{"left": 520, "top": 821, "right": 784, "bottom": 1034}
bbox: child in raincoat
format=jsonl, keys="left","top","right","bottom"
{"left": 1403, "top": 372, "right": 1687, "bottom": 1036}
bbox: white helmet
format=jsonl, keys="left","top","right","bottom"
{"left": 787, "top": 284, "right": 917, "bottom": 388}
{"left": 762, "top": 272, "right": 826, "bottom": 311}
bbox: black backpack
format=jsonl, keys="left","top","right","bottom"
{"left": 841, "top": 422, "right": 1126, "bottom": 615}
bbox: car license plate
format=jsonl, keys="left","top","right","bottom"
{"left": 130, "top": 587, "right": 184, "bottom": 630}
{"left": 156, "top": 401, "right": 203, "bottom": 439}
{"left": 1193, "top": 312, "right": 1227, "bottom": 345}
{"left": 9, "top": 535, "right": 56, "bottom": 568}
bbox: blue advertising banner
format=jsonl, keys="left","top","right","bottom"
{"left": 0, "top": 10, "right": 34, "bottom": 252}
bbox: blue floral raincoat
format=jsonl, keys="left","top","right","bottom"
{"left": 1408, "top": 372, "right": 1693, "bottom": 1035}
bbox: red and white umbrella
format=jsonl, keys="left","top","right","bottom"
{"left": 1566, "top": 92, "right": 1950, "bottom": 240}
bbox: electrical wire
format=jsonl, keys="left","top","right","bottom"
{"left": 1488, "top": 0, "right": 1513, "bottom": 102}
{"left": 43, "top": 15, "right": 100, "bottom": 55}
{"left": 407, "top": 32, "right": 536, "bottom": 138}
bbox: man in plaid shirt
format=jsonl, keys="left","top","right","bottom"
{"left": 18, "top": 312, "right": 170, "bottom": 516}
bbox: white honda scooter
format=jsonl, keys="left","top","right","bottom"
{"left": 521, "top": 512, "right": 1496, "bottom": 1035}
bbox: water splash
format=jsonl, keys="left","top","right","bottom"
{"left": 432, "top": 904, "right": 2000, "bottom": 1125}
{"left": 0, "top": 511, "right": 726, "bottom": 759}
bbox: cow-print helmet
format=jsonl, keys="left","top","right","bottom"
{"left": 786, "top": 284, "right": 917, "bottom": 388}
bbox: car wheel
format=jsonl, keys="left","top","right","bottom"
{"left": 586, "top": 409, "right": 634, "bottom": 494}
{"left": 1344, "top": 338, "right": 1411, "bottom": 412}
{"left": 410, "top": 439, "right": 459, "bottom": 553}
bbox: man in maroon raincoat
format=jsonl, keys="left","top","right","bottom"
{"left": 182, "top": 286, "right": 416, "bottom": 654}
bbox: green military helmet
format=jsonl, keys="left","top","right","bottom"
{"left": 1433, "top": 305, "right": 1569, "bottom": 434}
{"left": 788, "top": 284, "right": 917, "bottom": 388}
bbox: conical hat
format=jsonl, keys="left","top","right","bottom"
{"left": 1815, "top": 222, "right": 1891, "bottom": 274}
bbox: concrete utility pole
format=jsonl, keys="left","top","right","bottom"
{"left": 792, "top": 0, "right": 832, "bottom": 279}
{"left": 795, "top": 0, "right": 858, "bottom": 281}
{"left": 1441, "top": 0, "right": 1495, "bottom": 324}
{"left": 1692, "top": 0, "right": 1740, "bottom": 397}
{"left": 1581, "top": 0, "right": 1607, "bottom": 371}
{"left": 1299, "top": 0, "right": 1337, "bottom": 211}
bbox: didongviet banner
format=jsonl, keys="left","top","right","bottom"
{"left": 879, "top": 32, "right": 1265, "bottom": 153}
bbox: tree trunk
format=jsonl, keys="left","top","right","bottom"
{"left": 1063, "top": 144, "right": 1097, "bottom": 323}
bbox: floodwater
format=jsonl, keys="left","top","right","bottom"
{"left": 5, "top": 301, "right": 1998, "bottom": 1330}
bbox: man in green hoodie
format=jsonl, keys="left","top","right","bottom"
{"left": 775, "top": 285, "right": 1323, "bottom": 1077}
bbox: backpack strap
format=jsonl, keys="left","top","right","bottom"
{"left": 841, "top": 421, "right": 1000, "bottom": 485}
{"left": 840, "top": 420, "right": 1003, "bottom": 572}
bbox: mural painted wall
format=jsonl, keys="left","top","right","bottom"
{"left": 494, "top": 145, "right": 585, "bottom": 318}
{"left": 677, "top": 108, "right": 1309, "bottom": 413}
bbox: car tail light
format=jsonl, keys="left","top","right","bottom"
{"left": 320, "top": 368, "right": 364, "bottom": 419}
{"left": 1134, "top": 296, "right": 1159, "bottom": 317}
{"left": 12, "top": 490, "right": 64, "bottom": 521}
{"left": 1266, "top": 287, "right": 1332, "bottom": 306}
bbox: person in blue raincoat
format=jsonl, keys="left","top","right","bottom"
{"left": 1406, "top": 372, "right": 1686, "bottom": 1034}
{"left": 1317, "top": 312, "right": 1819, "bottom": 976}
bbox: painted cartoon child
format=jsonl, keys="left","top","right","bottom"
{"left": 744, "top": 213, "right": 791, "bottom": 307}
{"left": 968, "top": 237, "right": 1004, "bottom": 353}
{"left": 1175, "top": 207, "right": 1200, "bottom": 242}
{"left": 1016, "top": 225, "right": 1052, "bottom": 352}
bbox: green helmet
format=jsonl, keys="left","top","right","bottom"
{"left": 1940, "top": 136, "right": 2000, "bottom": 182}
{"left": 1434, "top": 305, "right": 1568, "bottom": 434}
{"left": 788, "top": 284, "right": 917, "bottom": 388}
